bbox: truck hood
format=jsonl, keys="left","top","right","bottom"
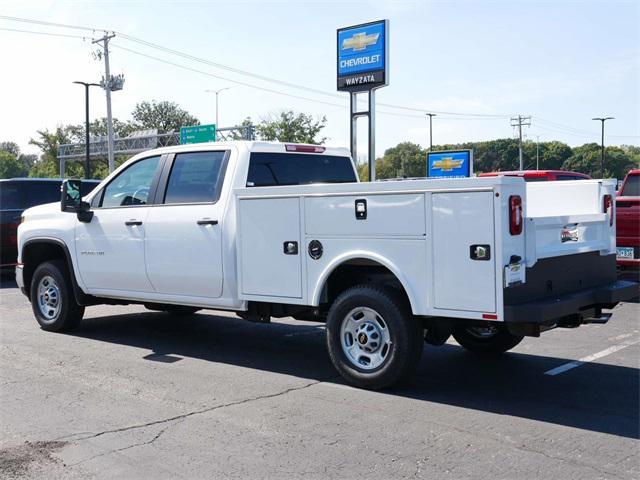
{"left": 22, "top": 202, "right": 60, "bottom": 219}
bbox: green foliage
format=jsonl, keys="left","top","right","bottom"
{"left": 563, "top": 143, "right": 638, "bottom": 179}
{"left": 0, "top": 141, "right": 20, "bottom": 157}
{"left": 0, "top": 151, "right": 28, "bottom": 178}
{"left": 256, "top": 111, "right": 327, "bottom": 144}
{"left": 132, "top": 100, "right": 200, "bottom": 133}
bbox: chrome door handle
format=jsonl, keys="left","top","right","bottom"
{"left": 197, "top": 219, "right": 218, "bottom": 226}
{"left": 125, "top": 220, "right": 143, "bottom": 226}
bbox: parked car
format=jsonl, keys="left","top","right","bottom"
{"left": 1, "top": 178, "right": 100, "bottom": 268}
{"left": 616, "top": 169, "right": 639, "bottom": 270}
{"left": 16, "top": 142, "right": 637, "bottom": 389}
{"left": 478, "top": 170, "right": 591, "bottom": 181}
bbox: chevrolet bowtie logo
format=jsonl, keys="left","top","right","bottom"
{"left": 342, "top": 32, "right": 379, "bottom": 51}
{"left": 432, "top": 157, "right": 464, "bottom": 172}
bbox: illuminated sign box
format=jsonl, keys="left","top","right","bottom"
{"left": 427, "top": 150, "right": 473, "bottom": 178}
{"left": 337, "top": 20, "right": 388, "bottom": 92}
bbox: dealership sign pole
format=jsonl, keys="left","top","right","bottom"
{"left": 337, "top": 20, "right": 389, "bottom": 181}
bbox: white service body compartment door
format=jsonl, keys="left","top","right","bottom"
{"left": 432, "top": 191, "right": 496, "bottom": 312}
{"left": 239, "top": 197, "right": 302, "bottom": 298}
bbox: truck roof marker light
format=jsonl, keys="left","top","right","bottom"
{"left": 285, "top": 144, "right": 326, "bottom": 153}
{"left": 482, "top": 313, "right": 498, "bottom": 320}
{"left": 509, "top": 195, "right": 523, "bottom": 235}
{"left": 603, "top": 194, "right": 613, "bottom": 226}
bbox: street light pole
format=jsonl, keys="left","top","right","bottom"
{"left": 425, "top": 113, "right": 436, "bottom": 151}
{"left": 205, "top": 88, "right": 230, "bottom": 140}
{"left": 592, "top": 116, "right": 614, "bottom": 178}
{"left": 73, "top": 81, "right": 101, "bottom": 179}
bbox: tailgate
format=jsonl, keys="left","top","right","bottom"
{"left": 523, "top": 180, "right": 616, "bottom": 267}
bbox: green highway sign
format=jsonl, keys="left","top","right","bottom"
{"left": 180, "top": 124, "right": 216, "bottom": 144}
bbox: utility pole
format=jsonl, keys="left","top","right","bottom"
{"left": 592, "top": 117, "right": 614, "bottom": 178}
{"left": 93, "top": 32, "right": 117, "bottom": 173}
{"left": 535, "top": 134, "right": 543, "bottom": 171}
{"left": 73, "top": 81, "right": 100, "bottom": 179}
{"left": 510, "top": 115, "right": 531, "bottom": 170}
{"left": 205, "top": 88, "right": 230, "bottom": 140}
{"left": 426, "top": 113, "right": 436, "bottom": 151}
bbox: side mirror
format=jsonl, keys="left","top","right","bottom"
{"left": 61, "top": 179, "right": 94, "bottom": 223}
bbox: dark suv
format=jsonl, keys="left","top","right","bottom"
{"left": 0, "top": 178, "right": 100, "bottom": 268}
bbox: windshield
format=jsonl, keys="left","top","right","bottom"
{"left": 247, "top": 152, "right": 357, "bottom": 187}
{"left": 621, "top": 175, "right": 640, "bottom": 196}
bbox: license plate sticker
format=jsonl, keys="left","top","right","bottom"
{"left": 617, "top": 247, "right": 635, "bottom": 259}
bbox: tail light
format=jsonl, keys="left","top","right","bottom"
{"left": 509, "top": 195, "right": 523, "bottom": 235}
{"left": 603, "top": 194, "right": 613, "bottom": 226}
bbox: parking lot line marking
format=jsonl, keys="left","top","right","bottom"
{"left": 544, "top": 338, "right": 640, "bottom": 376}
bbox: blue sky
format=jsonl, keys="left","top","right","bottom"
{"left": 0, "top": 0, "right": 638, "bottom": 161}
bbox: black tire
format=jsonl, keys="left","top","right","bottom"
{"left": 30, "top": 260, "right": 84, "bottom": 332}
{"left": 452, "top": 325, "right": 523, "bottom": 354}
{"left": 326, "top": 284, "right": 423, "bottom": 390}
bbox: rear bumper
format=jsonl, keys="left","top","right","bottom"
{"left": 504, "top": 280, "right": 638, "bottom": 325}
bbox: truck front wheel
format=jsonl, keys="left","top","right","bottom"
{"left": 30, "top": 260, "right": 85, "bottom": 332}
{"left": 452, "top": 325, "right": 523, "bottom": 354}
{"left": 326, "top": 285, "right": 423, "bottom": 390}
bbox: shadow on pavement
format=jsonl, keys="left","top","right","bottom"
{"left": 72, "top": 310, "right": 639, "bottom": 440}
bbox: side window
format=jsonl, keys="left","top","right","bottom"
{"left": 164, "top": 151, "right": 227, "bottom": 204}
{"left": 101, "top": 156, "right": 161, "bottom": 208}
{"left": 0, "top": 183, "right": 24, "bottom": 209}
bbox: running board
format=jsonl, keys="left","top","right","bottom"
{"left": 582, "top": 313, "right": 612, "bottom": 324}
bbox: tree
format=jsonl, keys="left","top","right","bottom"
{"left": 0, "top": 141, "right": 20, "bottom": 157}
{"left": 374, "top": 142, "right": 427, "bottom": 179}
{"left": 132, "top": 100, "right": 199, "bottom": 133}
{"left": 257, "top": 111, "right": 327, "bottom": 144}
{"left": 562, "top": 143, "right": 636, "bottom": 179}
{"left": 0, "top": 151, "right": 27, "bottom": 178}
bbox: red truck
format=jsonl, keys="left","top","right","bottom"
{"left": 478, "top": 170, "right": 591, "bottom": 182}
{"left": 616, "top": 169, "right": 640, "bottom": 270}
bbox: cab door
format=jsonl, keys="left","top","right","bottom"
{"left": 75, "top": 155, "right": 163, "bottom": 293}
{"left": 144, "top": 150, "right": 229, "bottom": 299}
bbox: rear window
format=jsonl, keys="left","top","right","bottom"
{"left": 621, "top": 175, "right": 640, "bottom": 196}
{"left": 247, "top": 152, "right": 356, "bottom": 187}
{"left": 523, "top": 176, "right": 547, "bottom": 182}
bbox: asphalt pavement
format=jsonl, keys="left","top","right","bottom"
{"left": 0, "top": 277, "right": 638, "bottom": 479}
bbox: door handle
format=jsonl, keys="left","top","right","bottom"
{"left": 197, "top": 219, "right": 218, "bottom": 226}
{"left": 470, "top": 244, "right": 491, "bottom": 260}
{"left": 125, "top": 220, "right": 143, "bottom": 226}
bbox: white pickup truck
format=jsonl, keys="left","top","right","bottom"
{"left": 16, "top": 141, "right": 637, "bottom": 389}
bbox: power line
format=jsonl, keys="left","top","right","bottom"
{"left": 0, "top": 15, "right": 511, "bottom": 118}
{"left": 0, "top": 26, "right": 89, "bottom": 39}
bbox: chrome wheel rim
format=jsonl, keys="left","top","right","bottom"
{"left": 466, "top": 326, "right": 499, "bottom": 339}
{"left": 37, "top": 275, "right": 61, "bottom": 323}
{"left": 340, "top": 307, "right": 391, "bottom": 370}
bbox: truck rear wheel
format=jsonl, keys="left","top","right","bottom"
{"left": 30, "top": 260, "right": 84, "bottom": 332}
{"left": 452, "top": 325, "right": 523, "bottom": 354}
{"left": 326, "top": 285, "right": 423, "bottom": 390}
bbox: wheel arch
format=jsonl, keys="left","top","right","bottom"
{"left": 311, "top": 251, "right": 420, "bottom": 315}
{"left": 22, "top": 238, "right": 86, "bottom": 304}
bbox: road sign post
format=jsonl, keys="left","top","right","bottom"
{"left": 180, "top": 124, "right": 217, "bottom": 144}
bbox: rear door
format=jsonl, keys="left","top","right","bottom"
{"left": 144, "top": 150, "right": 228, "bottom": 298}
{"left": 432, "top": 191, "right": 496, "bottom": 312}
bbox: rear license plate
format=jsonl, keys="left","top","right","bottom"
{"left": 617, "top": 247, "right": 635, "bottom": 259}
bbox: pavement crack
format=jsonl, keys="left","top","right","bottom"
{"left": 61, "top": 376, "right": 336, "bottom": 444}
